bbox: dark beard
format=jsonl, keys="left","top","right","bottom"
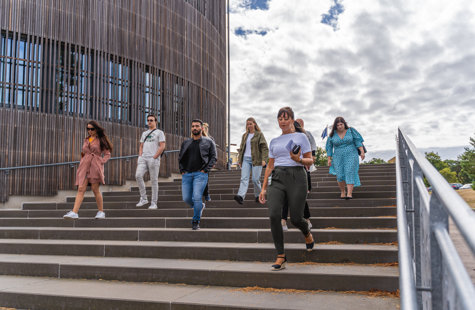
{"left": 192, "top": 129, "right": 201, "bottom": 136}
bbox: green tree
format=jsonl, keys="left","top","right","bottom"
{"left": 425, "top": 152, "right": 449, "bottom": 171}
{"left": 363, "top": 158, "right": 387, "bottom": 165}
{"left": 314, "top": 147, "right": 327, "bottom": 167}
{"left": 439, "top": 167, "right": 458, "bottom": 183}
{"left": 458, "top": 133, "right": 475, "bottom": 185}
{"left": 444, "top": 159, "right": 467, "bottom": 183}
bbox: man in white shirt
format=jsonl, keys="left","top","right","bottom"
{"left": 135, "top": 114, "right": 166, "bottom": 209}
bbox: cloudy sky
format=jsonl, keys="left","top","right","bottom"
{"left": 228, "top": 0, "right": 475, "bottom": 156}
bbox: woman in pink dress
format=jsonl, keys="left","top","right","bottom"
{"left": 63, "top": 121, "right": 113, "bottom": 219}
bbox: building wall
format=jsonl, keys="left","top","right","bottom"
{"left": 0, "top": 0, "right": 226, "bottom": 202}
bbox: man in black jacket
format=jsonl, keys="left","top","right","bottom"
{"left": 178, "top": 119, "right": 217, "bottom": 230}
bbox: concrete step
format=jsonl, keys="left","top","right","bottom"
{"left": 70, "top": 191, "right": 396, "bottom": 202}
{"left": 0, "top": 275, "right": 399, "bottom": 310}
{"left": 0, "top": 228, "right": 397, "bottom": 244}
{"left": 155, "top": 176, "right": 396, "bottom": 186}
{"left": 200, "top": 177, "right": 396, "bottom": 185}
{"left": 0, "top": 217, "right": 396, "bottom": 229}
{"left": 151, "top": 179, "right": 398, "bottom": 189}
{"left": 0, "top": 254, "right": 399, "bottom": 291}
{"left": 106, "top": 185, "right": 396, "bottom": 196}
{"left": 23, "top": 198, "right": 397, "bottom": 210}
{"left": 0, "top": 206, "right": 397, "bottom": 218}
{"left": 0, "top": 239, "right": 397, "bottom": 264}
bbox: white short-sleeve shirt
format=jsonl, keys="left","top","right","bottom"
{"left": 269, "top": 132, "right": 311, "bottom": 167}
{"left": 140, "top": 129, "right": 166, "bottom": 159}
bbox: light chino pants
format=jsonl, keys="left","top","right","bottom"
{"left": 237, "top": 156, "right": 263, "bottom": 198}
{"left": 135, "top": 156, "right": 161, "bottom": 204}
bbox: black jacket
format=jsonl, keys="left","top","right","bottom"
{"left": 178, "top": 137, "right": 217, "bottom": 173}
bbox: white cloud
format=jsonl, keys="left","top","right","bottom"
{"left": 229, "top": 0, "right": 475, "bottom": 154}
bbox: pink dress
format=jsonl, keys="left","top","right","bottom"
{"left": 75, "top": 138, "right": 111, "bottom": 186}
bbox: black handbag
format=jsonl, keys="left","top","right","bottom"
{"left": 350, "top": 128, "right": 367, "bottom": 155}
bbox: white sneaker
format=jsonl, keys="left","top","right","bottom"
{"left": 63, "top": 211, "right": 78, "bottom": 219}
{"left": 136, "top": 198, "right": 149, "bottom": 207}
{"left": 95, "top": 211, "right": 106, "bottom": 219}
{"left": 148, "top": 202, "right": 158, "bottom": 209}
{"left": 306, "top": 219, "right": 313, "bottom": 230}
{"left": 200, "top": 203, "right": 206, "bottom": 217}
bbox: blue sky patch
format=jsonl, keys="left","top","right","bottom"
{"left": 235, "top": 27, "right": 268, "bottom": 38}
{"left": 321, "top": 0, "right": 345, "bottom": 31}
{"left": 242, "top": 0, "right": 269, "bottom": 11}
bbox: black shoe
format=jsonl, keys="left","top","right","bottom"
{"left": 345, "top": 196, "right": 353, "bottom": 200}
{"left": 271, "top": 255, "right": 287, "bottom": 271}
{"left": 233, "top": 195, "right": 243, "bottom": 205}
{"left": 255, "top": 197, "right": 260, "bottom": 203}
{"left": 305, "top": 233, "right": 315, "bottom": 252}
{"left": 192, "top": 222, "right": 200, "bottom": 230}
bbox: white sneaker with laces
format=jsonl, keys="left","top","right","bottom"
{"left": 136, "top": 198, "right": 149, "bottom": 207}
{"left": 148, "top": 202, "right": 158, "bottom": 209}
{"left": 95, "top": 211, "right": 106, "bottom": 219}
{"left": 282, "top": 221, "right": 288, "bottom": 231}
{"left": 63, "top": 211, "right": 78, "bottom": 219}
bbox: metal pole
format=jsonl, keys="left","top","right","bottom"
{"left": 226, "top": 0, "right": 231, "bottom": 170}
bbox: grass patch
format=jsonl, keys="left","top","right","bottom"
{"left": 457, "top": 189, "right": 475, "bottom": 209}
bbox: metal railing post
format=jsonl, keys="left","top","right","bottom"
{"left": 429, "top": 191, "right": 448, "bottom": 310}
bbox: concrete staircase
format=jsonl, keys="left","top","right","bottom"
{"left": 0, "top": 164, "right": 399, "bottom": 309}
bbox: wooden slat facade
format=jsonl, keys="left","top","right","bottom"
{"left": 0, "top": 0, "right": 227, "bottom": 202}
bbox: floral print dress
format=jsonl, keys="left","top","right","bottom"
{"left": 325, "top": 128, "right": 364, "bottom": 187}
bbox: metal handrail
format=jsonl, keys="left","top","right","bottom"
{"left": 0, "top": 150, "right": 180, "bottom": 173}
{"left": 399, "top": 132, "right": 475, "bottom": 253}
{"left": 397, "top": 128, "right": 475, "bottom": 310}
{"left": 396, "top": 142, "right": 418, "bottom": 309}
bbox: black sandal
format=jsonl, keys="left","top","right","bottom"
{"left": 271, "top": 255, "right": 287, "bottom": 271}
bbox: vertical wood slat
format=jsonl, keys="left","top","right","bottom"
{"left": 0, "top": 0, "right": 226, "bottom": 202}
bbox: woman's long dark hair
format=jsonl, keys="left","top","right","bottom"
{"left": 86, "top": 120, "right": 113, "bottom": 152}
{"left": 329, "top": 116, "right": 348, "bottom": 137}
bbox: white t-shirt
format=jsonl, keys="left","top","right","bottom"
{"left": 269, "top": 132, "right": 311, "bottom": 167}
{"left": 243, "top": 133, "right": 254, "bottom": 157}
{"left": 140, "top": 129, "right": 166, "bottom": 159}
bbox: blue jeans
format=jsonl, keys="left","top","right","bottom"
{"left": 237, "top": 156, "right": 263, "bottom": 198}
{"left": 182, "top": 172, "right": 209, "bottom": 223}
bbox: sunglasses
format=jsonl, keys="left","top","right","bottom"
{"left": 87, "top": 127, "right": 96, "bottom": 131}
{"left": 147, "top": 119, "right": 155, "bottom": 122}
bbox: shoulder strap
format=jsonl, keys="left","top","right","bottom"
{"left": 144, "top": 129, "right": 157, "bottom": 142}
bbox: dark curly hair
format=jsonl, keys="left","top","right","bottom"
{"left": 329, "top": 117, "right": 348, "bottom": 137}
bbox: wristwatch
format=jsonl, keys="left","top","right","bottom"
{"left": 299, "top": 158, "right": 303, "bottom": 164}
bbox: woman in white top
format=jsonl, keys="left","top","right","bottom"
{"left": 259, "top": 107, "right": 315, "bottom": 271}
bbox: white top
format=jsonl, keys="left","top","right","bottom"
{"left": 140, "top": 129, "right": 166, "bottom": 159}
{"left": 269, "top": 132, "right": 311, "bottom": 167}
{"left": 243, "top": 133, "right": 254, "bottom": 157}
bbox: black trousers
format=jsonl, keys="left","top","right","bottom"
{"left": 268, "top": 166, "right": 310, "bottom": 255}
{"left": 281, "top": 170, "right": 312, "bottom": 220}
